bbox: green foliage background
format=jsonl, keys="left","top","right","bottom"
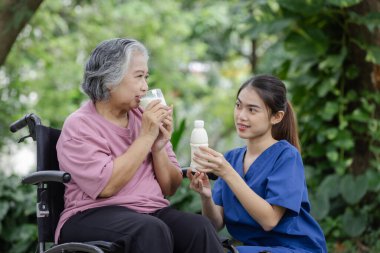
{"left": 1, "top": 0, "right": 379, "bottom": 252}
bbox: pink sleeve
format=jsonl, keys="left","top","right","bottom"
{"left": 57, "top": 121, "right": 113, "bottom": 200}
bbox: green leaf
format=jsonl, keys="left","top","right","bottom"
{"left": 342, "top": 208, "right": 367, "bottom": 237}
{"left": 334, "top": 159, "right": 352, "bottom": 175}
{"left": 334, "top": 130, "right": 354, "bottom": 150}
{"left": 318, "top": 174, "right": 341, "bottom": 198}
{"left": 340, "top": 174, "right": 368, "bottom": 204}
{"left": 325, "top": 128, "right": 338, "bottom": 140}
{"left": 321, "top": 101, "right": 339, "bottom": 121}
{"left": 345, "top": 65, "right": 360, "bottom": 80}
{"left": 365, "top": 45, "right": 380, "bottom": 64}
{"left": 249, "top": 19, "right": 294, "bottom": 39}
{"left": 285, "top": 28, "right": 329, "bottom": 59}
{"left": 172, "top": 117, "right": 186, "bottom": 152}
{"left": 368, "top": 119, "right": 379, "bottom": 135}
{"left": 327, "top": 0, "right": 362, "bottom": 8}
{"left": 349, "top": 11, "right": 380, "bottom": 32}
{"left": 0, "top": 201, "right": 10, "bottom": 222}
{"left": 317, "top": 78, "right": 336, "bottom": 98}
{"left": 278, "top": 0, "right": 325, "bottom": 15}
{"left": 366, "top": 170, "right": 380, "bottom": 192}
{"left": 326, "top": 149, "right": 339, "bottom": 162}
{"left": 318, "top": 48, "right": 347, "bottom": 72}
{"left": 310, "top": 192, "right": 330, "bottom": 220}
{"left": 350, "top": 108, "right": 370, "bottom": 123}
{"left": 8, "top": 224, "right": 37, "bottom": 253}
{"left": 351, "top": 38, "right": 380, "bottom": 64}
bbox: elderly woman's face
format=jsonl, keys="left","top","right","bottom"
{"left": 109, "top": 52, "right": 149, "bottom": 111}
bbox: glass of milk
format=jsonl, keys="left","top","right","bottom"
{"left": 140, "top": 89, "right": 167, "bottom": 110}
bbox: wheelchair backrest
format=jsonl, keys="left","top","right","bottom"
{"left": 35, "top": 125, "right": 64, "bottom": 243}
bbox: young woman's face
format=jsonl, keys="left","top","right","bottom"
{"left": 108, "top": 51, "right": 149, "bottom": 111}
{"left": 234, "top": 87, "right": 275, "bottom": 141}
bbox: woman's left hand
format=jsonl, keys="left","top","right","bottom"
{"left": 151, "top": 105, "right": 173, "bottom": 152}
{"left": 193, "top": 146, "right": 233, "bottom": 178}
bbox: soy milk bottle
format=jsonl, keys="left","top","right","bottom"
{"left": 190, "top": 120, "right": 208, "bottom": 171}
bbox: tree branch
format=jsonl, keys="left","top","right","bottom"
{"left": 0, "top": 0, "right": 44, "bottom": 66}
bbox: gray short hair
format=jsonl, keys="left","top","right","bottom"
{"left": 81, "top": 38, "right": 149, "bottom": 102}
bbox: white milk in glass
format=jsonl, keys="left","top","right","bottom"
{"left": 140, "top": 89, "right": 167, "bottom": 110}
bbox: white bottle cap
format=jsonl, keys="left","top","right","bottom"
{"left": 194, "top": 120, "right": 204, "bottom": 128}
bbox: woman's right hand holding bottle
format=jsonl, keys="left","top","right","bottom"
{"left": 187, "top": 170, "right": 212, "bottom": 199}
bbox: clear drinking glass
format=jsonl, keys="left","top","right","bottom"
{"left": 140, "top": 89, "right": 167, "bottom": 110}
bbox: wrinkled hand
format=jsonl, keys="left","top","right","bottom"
{"left": 187, "top": 170, "right": 212, "bottom": 199}
{"left": 192, "top": 146, "right": 232, "bottom": 179}
{"left": 152, "top": 104, "right": 173, "bottom": 152}
{"left": 141, "top": 100, "right": 173, "bottom": 152}
{"left": 141, "top": 100, "right": 172, "bottom": 150}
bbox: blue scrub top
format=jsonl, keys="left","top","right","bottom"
{"left": 212, "top": 140, "right": 327, "bottom": 253}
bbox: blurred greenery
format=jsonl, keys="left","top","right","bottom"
{"left": 0, "top": 171, "right": 36, "bottom": 253}
{"left": 1, "top": 0, "right": 379, "bottom": 252}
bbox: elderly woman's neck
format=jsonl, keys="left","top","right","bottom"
{"left": 95, "top": 101, "right": 129, "bottom": 128}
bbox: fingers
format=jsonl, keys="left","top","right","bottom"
{"left": 199, "top": 146, "right": 223, "bottom": 158}
{"left": 195, "top": 176, "right": 203, "bottom": 189}
{"left": 162, "top": 114, "right": 173, "bottom": 124}
{"left": 161, "top": 116, "right": 173, "bottom": 131}
{"left": 144, "top": 100, "right": 171, "bottom": 115}
{"left": 192, "top": 147, "right": 225, "bottom": 176}
{"left": 158, "top": 124, "right": 170, "bottom": 139}
{"left": 200, "top": 172, "right": 210, "bottom": 183}
{"left": 188, "top": 171, "right": 203, "bottom": 188}
{"left": 144, "top": 103, "right": 172, "bottom": 125}
{"left": 158, "top": 109, "right": 172, "bottom": 122}
{"left": 186, "top": 169, "right": 194, "bottom": 180}
{"left": 151, "top": 101, "right": 171, "bottom": 114}
{"left": 194, "top": 151, "right": 224, "bottom": 168}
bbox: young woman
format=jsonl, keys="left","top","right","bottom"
{"left": 187, "top": 75, "right": 327, "bottom": 253}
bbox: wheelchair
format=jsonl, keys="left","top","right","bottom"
{"left": 10, "top": 113, "right": 238, "bottom": 253}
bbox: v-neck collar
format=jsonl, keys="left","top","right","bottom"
{"left": 239, "top": 141, "right": 283, "bottom": 179}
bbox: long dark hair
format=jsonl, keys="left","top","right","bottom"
{"left": 237, "top": 74, "right": 301, "bottom": 152}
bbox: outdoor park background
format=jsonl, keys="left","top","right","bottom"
{"left": 0, "top": 0, "right": 379, "bottom": 252}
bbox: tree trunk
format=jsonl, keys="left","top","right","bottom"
{"left": 0, "top": 0, "right": 44, "bottom": 66}
{"left": 250, "top": 39, "right": 257, "bottom": 73}
{"left": 347, "top": 0, "right": 380, "bottom": 175}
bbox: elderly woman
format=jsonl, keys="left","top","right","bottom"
{"left": 55, "top": 38, "right": 224, "bottom": 253}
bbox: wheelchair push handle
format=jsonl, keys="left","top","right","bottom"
{"left": 9, "top": 115, "right": 28, "bottom": 133}
{"left": 10, "top": 113, "right": 42, "bottom": 133}
{"left": 10, "top": 113, "right": 42, "bottom": 142}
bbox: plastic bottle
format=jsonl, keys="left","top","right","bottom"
{"left": 190, "top": 120, "right": 208, "bottom": 171}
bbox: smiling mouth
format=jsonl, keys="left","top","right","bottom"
{"left": 237, "top": 123, "right": 250, "bottom": 130}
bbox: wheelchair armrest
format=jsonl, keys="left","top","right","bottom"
{"left": 21, "top": 171, "right": 71, "bottom": 185}
{"left": 181, "top": 167, "right": 218, "bottom": 180}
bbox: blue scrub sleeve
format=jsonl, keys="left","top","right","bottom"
{"left": 265, "top": 148, "right": 305, "bottom": 215}
{"left": 212, "top": 178, "right": 224, "bottom": 206}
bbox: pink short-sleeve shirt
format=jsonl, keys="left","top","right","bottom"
{"left": 54, "top": 101, "right": 180, "bottom": 242}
